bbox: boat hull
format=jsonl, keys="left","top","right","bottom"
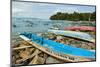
{"left": 64, "top": 26, "right": 96, "bottom": 32}
{"left": 20, "top": 33, "right": 95, "bottom": 62}
{"left": 48, "top": 30, "right": 95, "bottom": 43}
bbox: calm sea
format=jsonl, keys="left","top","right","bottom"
{"left": 12, "top": 17, "right": 95, "bottom": 39}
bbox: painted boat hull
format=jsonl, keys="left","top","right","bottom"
{"left": 64, "top": 26, "right": 96, "bottom": 32}
{"left": 20, "top": 32, "right": 95, "bottom": 62}
{"left": 48, "top": 30, "right": 95, "bottom": 43}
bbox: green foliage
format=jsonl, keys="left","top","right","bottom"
{"left": 50, "top": 11, "right": 96, "bottom": 21}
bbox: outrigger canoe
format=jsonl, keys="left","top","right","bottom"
{"left": 20, "top": 32, "right": 95, "bottom": 62}
{"left": 64, "top": 26, "right": 96, "bottom": 32}
{"left": 48, "top": 30, "right": 95, "bottom": 43}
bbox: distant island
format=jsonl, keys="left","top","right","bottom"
{"left": 50, "top": 11, "right": 96, "bottom": 21}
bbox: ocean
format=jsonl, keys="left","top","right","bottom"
{"left": 12, "top": 17, "right": 95, "bottom": 39}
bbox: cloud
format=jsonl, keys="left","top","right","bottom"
{"left": 12, "top": 1, "right": 95, "bottom": 19}
{"left": 53, "top": 6, "right": 79, "bottom": 14}
{"left": 12, "top": 8, "right": 23, "bottom": 13}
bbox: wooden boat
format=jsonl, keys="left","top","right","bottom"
{"left": 64, "top": 26, "right": 96, "bottom": 32}
{"left": 48, "top": 30, "right": 95, "bottom": 43}
{"left": 19, "top": 32, "right": 95, "bottom": 62}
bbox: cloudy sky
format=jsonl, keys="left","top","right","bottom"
{"left": 12, "top": 1, "right": 95, "bottom": 19}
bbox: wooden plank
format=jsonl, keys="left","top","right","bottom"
{"left": 38, "top": 57, "right": 45, "bottom": 64}
{"left": 16, "top": 49, "right": 41, "bottom": 63}
{"left": 13, "top": 46, "right": 32, "bottom": 50}
{"left": 29, "top": 55, "right": 38, "bottom": 64}
{"left": 43, "top": 53, "right": 48, "bottom": 63}
{"left": 19, "top": 50, "right": 30, "bottom": 59}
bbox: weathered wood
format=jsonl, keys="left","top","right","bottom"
{"left": 29, "top": 55, "right": 38, "bottom": 64}
{"left": 16, "top": 49, "right": 41, "bottom": 63}
{"left": 13, "top": 46, "right": 33, "bottom": 50}
{"left": 37, "top": 57, "right": 45, "bottom": 64}
{"left": 46, "top": 56, "right": 61, "bottom": 64}
{"left": 19, "top": 50, "right": 30, "bottom": 59}
{"left": 43, "top": 53, "right": 48, "bottom": 63}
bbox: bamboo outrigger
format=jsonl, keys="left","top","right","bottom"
{"left": 19, "top": 33, "right": 95, "bottom": 63}
{"left": 13, "top": 46, "right": 33, "bottom": 50}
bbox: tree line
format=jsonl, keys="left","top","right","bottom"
{"left": 50, "top": 11, "right": 96, "bottom": 21}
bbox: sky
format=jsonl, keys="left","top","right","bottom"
{"left": 12, "top": 1, "right": 95, "bottom": 19}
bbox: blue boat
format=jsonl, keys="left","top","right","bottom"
{"left": 20, "top": 32, "right": 95, "bottom": 62}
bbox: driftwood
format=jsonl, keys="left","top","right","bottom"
{"left": 13, "top": 46, "right": 33, "bottom": 50}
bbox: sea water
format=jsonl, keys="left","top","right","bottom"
{"left": 12, "top": 17, "right": 95, "bottom": 40}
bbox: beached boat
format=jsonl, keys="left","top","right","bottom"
{"left": 20, "top": 32, "right": 95, "bottom": 62}
{"left": 64, "top": 26, "right": 96, "bottom": 32}
{"left": 48, "top": 30, "right": 95, "bottom": 43}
